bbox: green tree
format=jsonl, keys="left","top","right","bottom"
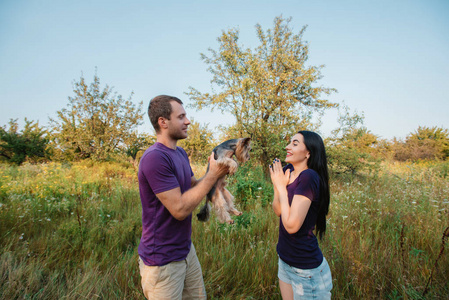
{"left": 124, "top": 131, "right": 155, "bottom": 170}
{"left": 327, "top": 105, "right": 380, "bottom": 174}
{"left": 178, "top": 119, "right": 215, "bottom": 164}
{"left": 124, "top": 131, "right": 155, "bottom": 161}
{"left": 0, "top": 119, "right": 51, "bottom": 165}
{"left": 187, "top": 16, "right": 337, "bottom": 167}
{"left": 50, "top": 72, "right": 144, "bottom": 161}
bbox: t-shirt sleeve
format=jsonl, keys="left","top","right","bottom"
{"left": 294, "top": 170, "right": 318, "bottom": 202}
{"left": 141, "top": 151, "right": 180, "bottom": 194}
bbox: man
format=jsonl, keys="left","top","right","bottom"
{"left": 138, "top": 95, "right": 228, "bottom": 299}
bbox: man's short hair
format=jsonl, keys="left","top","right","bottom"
{"left": 148, "top": 95, "right": 183, "bottom": 133}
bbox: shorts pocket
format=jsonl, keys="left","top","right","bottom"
{"left": 291, "top": 266, "right": 313, "bottom": 279}
{"left": 319, "top": 263, "right": 333, "bottom": 292}
{"left": 140, "top": 263, "right": 162, "bottom": 287}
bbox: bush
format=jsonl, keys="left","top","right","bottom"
{"left": 227, "top": 163, "right": 273, "bottom": 208}
{"left": 327, "top": 144, "right": 380, "bottom": 175}
{"left": 0, "top": 119, "right": 51, "bottom": 165}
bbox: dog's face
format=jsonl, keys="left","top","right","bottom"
{"left": 214, "top": 137, "right": 251, "bottom": 163}
{"left": 235, "top": 137, "right": 251, "bottom": 163}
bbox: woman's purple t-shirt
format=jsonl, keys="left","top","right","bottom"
{"left": 277, "top": 165, "right": 323, "bottom": 269}
{"left": 138, "top": 142, "right": 194, "bottom": 266}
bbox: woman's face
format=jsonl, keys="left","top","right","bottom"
{"left": 285, "top": 133, "right": 310, "bottom": 165}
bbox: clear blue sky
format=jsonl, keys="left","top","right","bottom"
{"left": 1, "top": 0, "right": 448, "bottom": 140}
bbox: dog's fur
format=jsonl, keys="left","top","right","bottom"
{"left": 197, "top": 137, "right": 251, "bottom": 224}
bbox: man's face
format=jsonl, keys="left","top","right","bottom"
{"left": 166, "top": 101, "right": 190, "bottom": 140}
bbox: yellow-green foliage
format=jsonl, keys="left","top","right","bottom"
{"left": 187, "top": 16, "right": 337, "bottom": 167}
{"left": 178, "top": 119, "right": 215, "bottom": 164}
{"left": 1, "top": 161, "right": 448, "bottom": 299}
{"left": 50, "top": 72, "right": 144, "bottom": 161}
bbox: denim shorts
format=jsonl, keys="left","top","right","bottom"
{"left": 278, "top": 256, "right": 333, "bottom": 299}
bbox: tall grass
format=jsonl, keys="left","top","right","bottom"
{"left": 0, "top": 161, "right": 142, "bottom": 299}
{"left": 0, "top": 160, "right": 448, "bottom": 299}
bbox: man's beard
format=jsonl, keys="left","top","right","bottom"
{"left": 169, "top": 128, "right": 188, "bottom": 141}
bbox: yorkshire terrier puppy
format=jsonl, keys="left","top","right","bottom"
{"left": 197, "top": 137, "right": 251, "bottom": 224}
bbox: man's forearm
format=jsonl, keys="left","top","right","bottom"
{"left": 178, "top": 173, "right": 218, "bottom": 218}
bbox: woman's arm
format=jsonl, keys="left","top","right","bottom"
{"left": 269, "top": 159, "right": 311, "bottom": 234}
{"left": 278, "top": 193, "right": 311, "bottom": 234}
{"left": 272, "top": 188, "right": 281, "bottom": 217}
{"left": 269, "top": 159, "right": 289, "bottom": 217}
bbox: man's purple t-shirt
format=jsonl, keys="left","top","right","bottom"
{"left": 138, "top": 142, "right": 194, "bottom": 266}
{"left": 277, "top": 166, "right": 323, "bottom": 269}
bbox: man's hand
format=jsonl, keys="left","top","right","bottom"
{"left": 155, "top": 152, "right": 230, "bottom": 221}
{"left": 207, "top": 152, "right": 229, "bottom": 179}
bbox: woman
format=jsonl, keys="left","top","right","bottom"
{"left": 270, "top": 130, "right": 332, "bottom": 299}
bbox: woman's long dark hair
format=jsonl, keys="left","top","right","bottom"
{"left": 298, "top": 130, "right": 330, "bottom": 239}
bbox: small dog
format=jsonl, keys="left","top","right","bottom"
{"left": 197, "top": 137, "right": 251, "bottom": 224}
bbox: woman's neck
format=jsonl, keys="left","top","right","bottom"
{"left": 291, "top": 162, "right": 308, "bottom": 176}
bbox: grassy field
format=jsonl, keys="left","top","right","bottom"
{"left": 0, "top": 160, "right": 448, "bottom": 299}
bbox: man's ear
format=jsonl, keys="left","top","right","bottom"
{"left": 158, "top": 117, "right": 168, "bottom": 129}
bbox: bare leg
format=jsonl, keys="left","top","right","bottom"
{"left": 279, "top": 280, "right": 294, "bottom": 300}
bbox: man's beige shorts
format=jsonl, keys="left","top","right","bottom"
{"left": 139, "top": 243, "right": 206, "bottom": 300}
